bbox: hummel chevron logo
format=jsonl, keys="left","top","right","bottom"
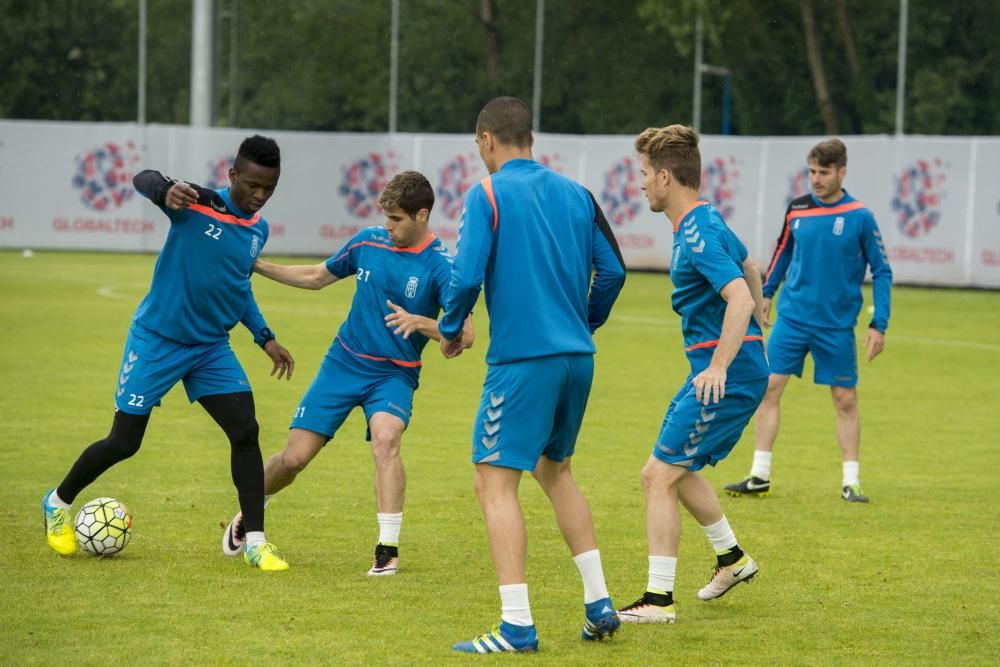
{"left": 690, "top": 240, "right": 705, "bottom": 253}
{"left": 117, "top": 387, "right": 125, "bottom": 397}
{"left": 683, "top": 217, "right": 695, "bottom": 228}
{"left": 695, "top": 422, "right": 710, "bottom": 435}
{"left": 481, "top": 435, "right": 498, "bottom": 449}
{"left": 684, "top": 444, "right": 699, "bottom": 457}
{"left": 685, "top": 231, "right": 701, "bottom": 244}
{"left": 700, "top": 408, "right": 717, "bottom": 422}
{"left": 128, "top": 351, "right": 139, "bottom": 363}
{"left": 489, "top": 392, "right": 504, "bottom": 407}
{"left": 689, "top": 434, "right": 703, "bottom": 444}
{"left": 484, "top": 422, "right": 500, "bottom": 436}
{"left": 119, "top": 373, "right": 129, "bottom": 385}
{"left": 486, "top": 407, "right": 502, "bottom": 421}
{"left": 123, "top": 362, "right": 134, "bottom": 374}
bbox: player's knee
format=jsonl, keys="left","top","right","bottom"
{"left": 226, "top": 418, "right": 260, "bottom": 449}
{"left": 370, "top": 429, "right": 401, "bottom": 462}
{"left": 105, "top": 431, "right": 142, "bottom": 459}
{"left": 832, "top": 390, "right": 858, "bottom": 414}
{"left": 277, "top": 446, "right": 310, "bottom": 474}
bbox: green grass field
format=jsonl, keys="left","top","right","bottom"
{"left": 1, "top": 249, "right": 998, "bottom": 665}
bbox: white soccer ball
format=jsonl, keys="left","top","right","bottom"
{"left": 74, "top": 497, "right": 133, "bottom": 556}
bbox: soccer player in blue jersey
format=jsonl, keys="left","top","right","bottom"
{"left": 42, "top": 135, "right": 294, "bottom": 571}
{"left": 221, "top": 170, "right": 472, "bottom": 576}
{"left": 725, "top": 138, "right": 892, "bottom": 503}
{"left": 617, "top": 125, "right": 768, "bottom": 624}
{"left": 440, "top": 97, "right": 627, "bottom": 654}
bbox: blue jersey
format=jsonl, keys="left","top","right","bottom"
{"left": 670, "top": 202, "right": 768, "bottom": 382}
{"left": 325, "top": 226, "right": 452, "bottom": 386}
{"left": 439, "top": 159, "right": 626, "bottom": 364}
{"left": 763, "top": 191, "right": 892, "bottom": 331}
{"left": 131, "top": 171, "right": 272, "bottom": 345}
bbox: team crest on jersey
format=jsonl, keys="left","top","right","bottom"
{"left": 405, "top": 276, "right": 419, "bottom": 298}
{"left": 833, "top": 216, "right": 845, "bottom": 236}
{"left": 250, "top": 235, "right": 260, "bottom": 257}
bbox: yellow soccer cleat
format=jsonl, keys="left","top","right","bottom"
{"left": 243, "top": 542, "right": 289, "bottom": 571}
{"left": 42, "top": 489, "right": 78, "bottom": 555}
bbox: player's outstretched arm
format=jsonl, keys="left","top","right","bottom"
{"left": 253, "top": 259, "right": 339, "bottom": 290}
{"left": 133, "top": 170, "right": 199, "bottom": 212}
{"left": 385, "top": 300, "right": 475, "bottom": 348}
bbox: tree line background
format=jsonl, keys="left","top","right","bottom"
{"left": 2, "top": 0, "right": 998, "bottom": 136}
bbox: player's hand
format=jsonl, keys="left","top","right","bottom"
{"left": 384, "top": 300, "right": 422, "bottom": 339}
{"left": 760, "top": 298, "right": 772, "bottom": 329}
{"left": 165, "top": 182, "right": 198, "bottom": 211}
{"left": 864, "top": 327, "right": 885, "bottom": 362}
{"left": 440, "top": 332, "right": 466, "bottom": 359}
{"left": 263, "top": 339, "right": 295, "bottom": 380}
{"left": 692, "top": 365, "right": 726, "bottom": 405}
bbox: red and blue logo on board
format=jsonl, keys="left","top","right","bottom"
{"left": 892, "top": 158, "right": 945, "bottom": 238}
{"left": 601, "top": 156, "right": 642, "bottom": 226}
{"left": 206, "top": 155, "right": 235, "bottom": 190}
{"left": 700, "top": 156, "right": 739, "bottom": 221}
{"left": 437, "top": 153, "right": 482, "bottom": 220}
{"left": 72, "top": 141, "right": 141, "bottom": 211}
{"left": 339, "top": 152, "right": 398, "bottom": 218}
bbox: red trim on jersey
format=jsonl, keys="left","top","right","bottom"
{"left": 684, "top": 335, "right": 765, "bottom": 352}
{"left": 332, "top": 234, "right": 438, "bottom": 263}
{"left": 764, "top": 221, "right": 792, "bottom": 283}
{"left": 188, "top": 203, "right": 261, "bottom": 227}
{"left": 784, "top": 199, "right": 867, "bottom": 223}
{"left": 337, "top": 337, "right": 422, "bottom": 368}
{"left": 672, "top": 200, "right": 710, "bottom": 232}
{"left": 480, "top": 176, "right": 499, "bottom": 232}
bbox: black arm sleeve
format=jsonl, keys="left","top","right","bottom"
{"left": 132, "top": 170, "right": 176, "bottom": 207}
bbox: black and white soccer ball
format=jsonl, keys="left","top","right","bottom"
{"left": 74, "top": 497, "right": 133, "bottom": 556}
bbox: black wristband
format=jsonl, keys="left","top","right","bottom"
{"left": 257, "top": 327, "right": 276, "bottom": 348}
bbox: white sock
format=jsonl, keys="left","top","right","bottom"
{"left": 377, "top": 512, "right": 403, "bottom": 546}
{"left": 47, "top": 489, "right": 71, "bottom": 509}
{"left": 843, "top": 461, "right": 860, "bottom": 487}
{"left": 647, "top": 555, "right": 677, "bottom": 594}
{"left": 245, "top": 531, "right": 266, "bottom": 548}
{"left": 703, "top": 516, "right": 738, "bottom": 554}
{"left": 572, "top": 549, "right": 610, "bottom": 603}
{"left": 499, "top": 583, "right": 533, "bottom": 626}
{"left": 750, "top": 451, "right": 773, "bottom": 480}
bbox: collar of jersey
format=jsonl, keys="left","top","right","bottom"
{"left": 672, "top": 200, "right": 709, "bottom": 232}
{"left": 498, "top": 158, "right": 538, "bottom": 172}
{"left": 810, "top": 189, "right": 854, "bottom": 208}
{"left": 217, "top": 188, "right": 254, "bottom": 220}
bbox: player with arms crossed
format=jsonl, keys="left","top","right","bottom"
{"left": 725, "top": 138, "right": 892, "bottom": 503}
{"left": 42, "top": 135, "right": 294, "bottom": 571}
{"left": 618, "top": 125, "right": 768, "bottom": 624}
{"left": 221, "top": 170, "right": 472, "bottom": 576}
{"left": 441, "top": 97, "right": 627, "bottom": 653}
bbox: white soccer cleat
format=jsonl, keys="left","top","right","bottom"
{"left": 617, "top": 592, "right": 677, "bottom": 624}
{"left": 698, "top": 555, "right": 758, "bottom": 600}
{"left": 221, "top": 511, "right": 244, "bottom": 556}
{"left": 366, "top": 544, "right": 399, "bottom": 576}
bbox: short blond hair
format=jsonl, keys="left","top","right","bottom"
{"left": 634, "top": 125, "right": 701, "bottom": 189}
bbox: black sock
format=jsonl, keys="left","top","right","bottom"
{"left": 717, "top": 545, "right": 745, "bottom": 567}
{"left": 58, "top": 411, "right": 149, "bottom": 503}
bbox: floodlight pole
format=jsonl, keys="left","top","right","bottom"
{"left": 389, "top": 0, "right": 399, "bottom": 132}
{"left": 894, "top": 0, "right": 908, "bottom": 135}
{"left": 138, "top": 0, "right": 147, "bottom": 124}
{"left": 190, "top": 0, "right": 214, "bottom": 127}
{"left": 532, "top": 0, "right": 545, "bottom": 131}
{"left": 692, "top": 1, "right": 730, "bottom": 134}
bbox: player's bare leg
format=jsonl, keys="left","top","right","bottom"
{"left": 832, "top": 385, "right": 867, "bottom": 502}
{"left": 533, "top": 455, "right": 619, "bottom": 640}
{"left": 222, "top": 428, "right": 324, "bottom": 557}
{"left": 726, "top": 373, "right": 790, "bottom": 497}
{"left": 367, "top": 412, "right": 406, "bottom": 575}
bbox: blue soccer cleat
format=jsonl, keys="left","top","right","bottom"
{"left": 452, "top": 621, "right": 538, "bottom": 654}
{"left": 582, "top": 597, "right": 621, "bottom": 641}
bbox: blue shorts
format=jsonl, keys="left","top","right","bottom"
{"left": 652, "top": 376, "right": 767, "bottom": 471}
{"left": 768, "top": 317, "right": 858, "bottom": 387}
{"left": 472, "top": 354, "right": 594, "bottom": 471}
{"left": 290, "top": 346, "right": 414, "bottom": 442}
{"left": 114, "top": 324, "right": 250, "bottom": 415}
